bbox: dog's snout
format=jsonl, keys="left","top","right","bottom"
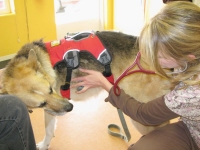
{"left": 65, "top": 103, "right": 73, "bottom": 112}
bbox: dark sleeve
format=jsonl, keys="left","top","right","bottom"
{"left": 105, "top": 87, "right": 179, "bottom": 125}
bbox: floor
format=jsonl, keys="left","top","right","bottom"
{"left": 30, "top": 98, "right": 178, "bottom": 150}
{"left": 30, "top": 90, "right": 142, "bottom": 150}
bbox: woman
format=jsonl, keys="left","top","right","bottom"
{"left": 0, "top": 69, "right": 36, "bottom": 150}
{"left": 71, "top": 2, "right": 200, "bottom": 150}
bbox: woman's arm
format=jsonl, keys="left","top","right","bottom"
{"left": 106, "top": 87, "right": 179, "bottom": 125}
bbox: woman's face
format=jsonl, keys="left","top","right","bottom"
{"left": 158, "top": 52, "right": 180, "bottom": 69}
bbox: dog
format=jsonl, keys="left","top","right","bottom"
{"left": 0, "top": 31, "right": 171, "bottom": 150}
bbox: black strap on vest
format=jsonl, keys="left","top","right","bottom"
{"left": 98, "top": 49, "right": 112, "bottom": 77}
{"left": 103, "top": 65, "right": 112, "bottom": 77}
{"left": 61, "top": 67, "right": 72, "bottom": 90}
{"left": 61, "top": 51, "right": 79, "bottom": 90}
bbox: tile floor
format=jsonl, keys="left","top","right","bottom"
{"left": 30, "top": 91, "right": 142, "bottom": 150}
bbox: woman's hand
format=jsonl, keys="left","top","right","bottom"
{"left": 0, "top": 68, "right": 5, "bottom": 89}
{"left": 70, "top": 68, "right": 113, "bottom": 93}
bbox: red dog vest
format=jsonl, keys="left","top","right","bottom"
{"left": 45, "top": 31, "right": 114, "bottom": 99}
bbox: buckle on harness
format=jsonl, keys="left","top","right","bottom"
{"left": 98, "top": 50, "right": 112, "bottom": 77}
{"left": 63, "top": 50, "right": 79, "bottom": 68}
{"left": 65, "top": 31, "right": 95, "bottom": 40}
{"left": 61, "top": 50, "right": 80, "bottom": 90}
{"left": 98, "top": 50, "right": 111, "bottom": 65}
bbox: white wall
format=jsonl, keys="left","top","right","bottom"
{"left": 114, "top": 0, "right": 145, "bottom": 36}
{"left": 193, "top": 0, "right": 200, "bottom": 6}
{"left": 113, "top": 0, "right": 164, "bottom": 36}
{"left": 145, "top": 0, "right": 164, "bottom": 23}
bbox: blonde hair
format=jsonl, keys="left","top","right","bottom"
{"left": 139, "top": 1, "right": 200, "bottom": 86}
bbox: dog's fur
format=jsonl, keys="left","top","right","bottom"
{"left": 0, "top": 31, "right": 171, "bottom": 149}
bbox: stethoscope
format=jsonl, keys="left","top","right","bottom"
{"left": 113, "top": 52, "right": 156, "bottom": 96}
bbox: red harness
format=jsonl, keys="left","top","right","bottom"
{"left": 45, "top": 32, "right": 108, "bottom": 67}
{"left": 45, "top": 31, "right": 113, "bottom": 98}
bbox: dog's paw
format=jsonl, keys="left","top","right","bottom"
{"left": 36, "top": 141, "right": 49, "bottom": 150}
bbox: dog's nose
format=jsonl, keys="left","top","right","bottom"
{"left": 65, "top": 103, "right": 73, "bottom": 112}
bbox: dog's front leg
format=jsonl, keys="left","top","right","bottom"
{"left": 37, "top": 111, "right": 57, "bottom": 150}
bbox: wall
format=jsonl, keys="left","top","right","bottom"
{"left": 0, "top": 1, "right": 27, "bottom": 59}
{"left": 113, "top": 0, "right": 145, "bottom": 36}
{"left": 193, "top": 0, "right": 200, "bottom": 6}
{"left": 145, "top": 0, "right": 164, "bottom": 23}
{"left": 104, "top": 0, "right": 114, "bottom": 30}
{"left": 26, "top": 0, "right": 56, "bottom": 41}
{"left": 0, "top": 0, "right": 57, "bottom": 60}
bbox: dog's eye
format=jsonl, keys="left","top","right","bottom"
{"left": 39, "top": 102, "right": 47, "bottom": 108}
{"left": 49, "top": 87, "right": 53, "bottom": 94}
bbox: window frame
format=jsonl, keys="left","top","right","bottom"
{"left": 0, "top": 0, "right": 11, "bottom": 15}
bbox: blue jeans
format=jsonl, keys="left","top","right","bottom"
{"left": 0, "top": 95, "right": 36, "bottom": 150}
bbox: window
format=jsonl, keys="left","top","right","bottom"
{"left": 55, "top": 0, "right": 101, "bottom": 24}
{"left": 55, "top": 0, "right": 103, "bottom": 39}
{"left": 0, "top": 0, "right": 11, "bottom": 15}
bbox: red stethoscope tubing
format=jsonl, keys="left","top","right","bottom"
{"left": 113, "top": 52, "right": 155, "bottom": 96}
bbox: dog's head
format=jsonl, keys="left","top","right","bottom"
{"left": 0, "top": 49, "right": 73, "bottom": 116}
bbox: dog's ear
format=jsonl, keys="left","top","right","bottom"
{"left": 28, "top": 49, "right": 37, "bottom": 62}
{"left": 28, "top": 49, "right": 38, "bottom": 69}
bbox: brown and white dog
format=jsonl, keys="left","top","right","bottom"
{"left": 0, "top": 31, "right": 171, "bottom": 150}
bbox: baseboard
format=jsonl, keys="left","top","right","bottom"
{"left": 0, "top": 54, "right": 16, "bottom": 61}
